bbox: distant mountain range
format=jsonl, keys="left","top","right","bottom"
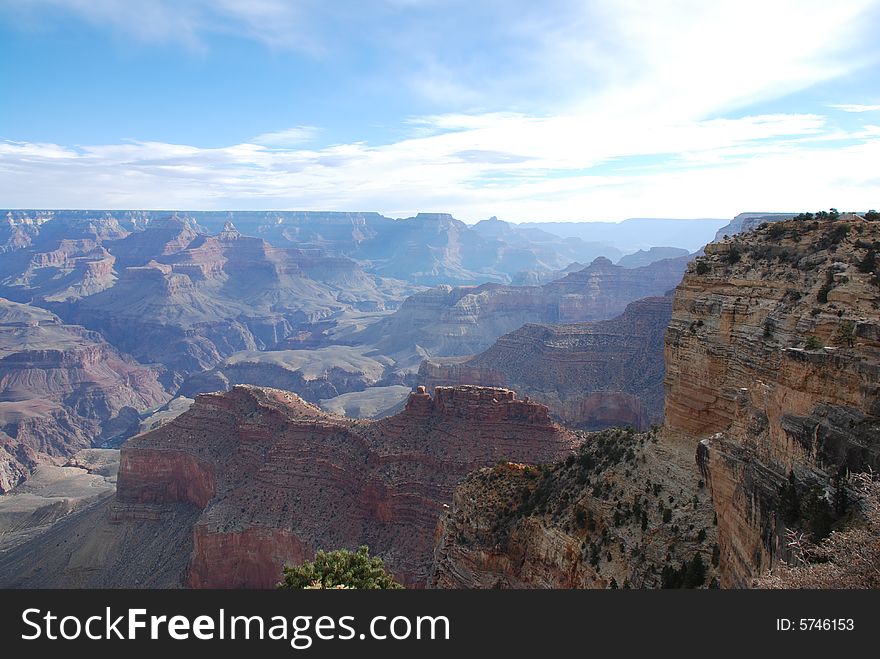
{"left": 3, "top": 210, "right": 726, "bottom": 280}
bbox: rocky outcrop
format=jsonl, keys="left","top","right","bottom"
{"left": 0, "top": 298, "right": 169, "bottom": 492}
{"left": 115, "top": 384, "right": 581, "bottom": 587}
{"left": 431, "top": 428, "right": 717, "bottom": 588}
{"left": 664, "top": 216, "right": 880, "bottom": 586}
{"left": 712, "top": 212, "right": 796, "bottom": 242}
{"left": 419, "top": 296, "right": 672, "bottom": 430}
{"left": 360, "top": 256, "right": 688, "bottom": 366}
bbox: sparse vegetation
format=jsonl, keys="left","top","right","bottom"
{"left": 804, "top": 335, "right": 821, "bottom": 350}
{"left": 661, "top": 553, "right": 706, "bottom": 588}
{"left": 767, "top": 223, "right": 786, "bottom": 240}
{"left": 759, "top": 474, "right": 880, "bottom": 588}
{"left": 817, "top": 268, "right": 834, "bottom": 303}
{"left": 835, "top": 320, "right": 855, "bottom": 348}
{"left": 695, "top": 261, "right": 710, "bottom": 275}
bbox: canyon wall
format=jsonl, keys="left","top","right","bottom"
{"left": 664, "top": 216, "right": 880, "bottom": 586}
{"left": 115, "top": 384, "right": 581, "bottom": 587}
{"left": 0, "top": 298, "right": 169, "bottom": 492}
{"left": 360, "top": 256, "right": 688, "bottom": 366}
{"left": 419, "top": 296, "right": 672, "bottom": 430}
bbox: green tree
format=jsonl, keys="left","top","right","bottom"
{"left": 278, "top": 546, "right": 403, "bottom": 590}
{"left": 683, "top": 553, "right": 707, "bottom": 588}
{"left": 835, "top": 320, "right": 855, "bottom": 348}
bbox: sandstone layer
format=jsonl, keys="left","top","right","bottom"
{"left": 664, "top": 216, "right": 880, "bottom": 586}
{"left": 0, "top": 298, "right": 169, "bottom": 492}
{"left": 359, "top": 255, "right": 688, "bottom": 367}
{"left": 419, "top": 296, "right": 672, "bottom": 430}
{"left": 114, "top": 384, "right": 581, "bottom": 587}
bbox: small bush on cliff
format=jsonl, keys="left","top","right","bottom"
{"left": 865, "top": 209, "right": 879, "bottom": 221}
{"left": 695, "top": 261, "right": 710, "bottom": 275}
{"left": 767, "top": 223, "right": 786, "bottom": 240}
{"left": 835, "top": 320, "right": 856, "bottom": 348}
{"left": 278, "top": 546, "right": 403, "bottom": 590}
{"left": 858, "top": 249, "right": 877, "bottom": 274}
{"left": 817, "top": 269, "right": 835, "bottom": 303}
{"left": 804, "top": 335, "right": 822, "bottom": 350}
{"left": 829, "top": 223, "right": 851, "bottom": 244}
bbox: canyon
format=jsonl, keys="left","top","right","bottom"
{"left": 0, "top": 384, "right": 580, "bottom": 587}
{"left": 357, "top": 255, "right": 688, "bottom": 366}
{"left": 0, "top": 298, "right": 168, "bottom": 493}
{"left": 433, "top": 214, "right": 879, "bottom": 589}
{"left": 664, "top": 214, "right": 880, "bottom": 586}
{"left": 419, "top": 295, "right": 672, "bottom": 430}
{"left": 1, "top": 209, "right": 876, "bottom": 591}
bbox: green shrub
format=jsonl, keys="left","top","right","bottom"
{"left": 835, "top": 320, "right": 855, "bottom": 348}
{"left": 817, "top": 269, "right": 834, "bottom": 303}
{"left": 767, "top": 223, "right": 786, "bottom": 239}
{"left": 695, "top": 261, "right": 710, "bottom": 275}
{"left": 278, "top": 546, "right": 403, "bottom": 589}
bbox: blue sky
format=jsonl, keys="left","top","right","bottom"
{"left": 1, "top": 0, "right": 879, "bottom": 221}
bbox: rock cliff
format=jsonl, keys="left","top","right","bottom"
{"left": 419, "top": 296, "right": 672, "bottom": 430}
{"left": 359, "top": 256, "right": 688, "bottom": 366}
{"left": 114, "top": 384, "right": 581, "bottom": 587}
{"left": 431, "top": 428, "right": 717, "bottom": 588}
{"left": 62, "top": 223, "right": 398, "bottom": 386}
{"left": 0, "top": 298, "right": 169, "bottom": 492}
{"left": 664, "top": 216, "right": 880, "bottom": 586}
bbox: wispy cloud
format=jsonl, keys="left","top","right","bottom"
{"left": 831, "top": 104, "right": 880, "bottom": 113}
{"left": 2, "top": 110, "right": 877, "bottom": 219}
{"left": 252, "top": 126, "right": 321, "bottom": 147}
{"left": 2, "top": 0, "right": 879, "bottom": 217}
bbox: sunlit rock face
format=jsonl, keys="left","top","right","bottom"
{"left": 664, "top": 216, "right": 880, "bottom": 586}
{"left": 0, "top": 297, "right": 169, "bottom": 492}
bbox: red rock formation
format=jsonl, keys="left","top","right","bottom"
{"left": 419, "top": 296, "right": 672, "bottom": 430}
{"left": 0, "top": 297, "right": 169, "bottom": 492}
{"left": 116, "top": 384, "right": 580, "bottom": 587}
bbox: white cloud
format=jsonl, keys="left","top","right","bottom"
{"left": 1, "top": 109, "right": 876, "bottom": 219}
{"left": 2, "top": 0, "right": 879, "bottom": 218}
{"left": 831, "top": 104, "right": 880, "bottom": 113}
{"left": 252, "top": 126, "right": 321, "bottom": 147}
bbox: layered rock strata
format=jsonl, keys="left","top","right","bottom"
{"left": 0, "top": 298, "right": 169, "bottom": 492}
{"left": 664, "top": 216, "right": 880, "bottom": 586}
{"left": 115, "top": 384, "right": 581, "bottom": 587}
{"left": 419, "top": 296, "right": 672, "bottom": 430}
{"left": 360, "top": 256, "right": 688, "bottom": 366}
{"left": 431, "top": 429, "right": 717, "bottom": 588}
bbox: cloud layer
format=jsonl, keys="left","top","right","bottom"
{"left": 1, "top": 0, "right": 879, "bottom": 219}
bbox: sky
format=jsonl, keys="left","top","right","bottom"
{"left": 1, "top": 0, "right": 879, "bottom": 222}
